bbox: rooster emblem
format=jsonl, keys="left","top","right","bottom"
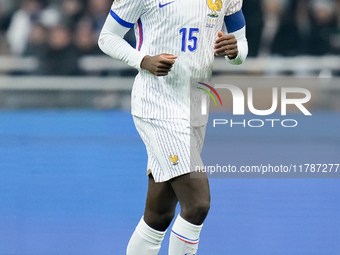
{"left": 207, "top": 0, "right": 223, "bottom": 17}
{"left": 170, "top": 154, "right": 179, "bottom": 165}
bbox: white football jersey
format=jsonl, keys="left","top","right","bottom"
{"left": 110, "top": 0, "right": 243, "bottom": 123}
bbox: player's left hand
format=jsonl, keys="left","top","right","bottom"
{"left": 214, "top": 31, "right": 238, "bottom": 59}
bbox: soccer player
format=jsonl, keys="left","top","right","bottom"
{"left": 98, "top": 0, "right": 248, "bottom": 254}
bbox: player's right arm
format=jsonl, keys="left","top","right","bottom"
{"left": 98, "top": 2, "right": 176, "bottom": 76}
{"left": 98, "top": 16, "right": 145, "bottom": 70}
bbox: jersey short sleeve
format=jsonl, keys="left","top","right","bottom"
{"left": 225, "top": 0, "right": 243, "bottom": 16}
{"left": 110, "top": 0, "right": 145, "bottom": 28}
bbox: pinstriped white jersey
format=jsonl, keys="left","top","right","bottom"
{"left": 110, "top": 0, "right": 243, "bottom": 122}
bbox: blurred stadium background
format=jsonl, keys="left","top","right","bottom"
{"left": 0, "top": 0, "right": 339, "bottom": 254}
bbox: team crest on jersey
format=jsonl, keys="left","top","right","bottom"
{"left": 170, "top": 154, "right": 179, "bottom": 165}
{"left": 113, "top": 0, "right": 121, "bottom": 4}
{"left": 207, "top": 0, "right": 223, "bottom": 18}
{"left": 206, "top": 0, "right": 222, "bottom": 28}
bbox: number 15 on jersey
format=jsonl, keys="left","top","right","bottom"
{"left": 179, "top": 28, "right": 199, "bottom": 52}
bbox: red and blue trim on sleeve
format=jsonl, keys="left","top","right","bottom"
{"left": 110, "top": 10, "right": 134, "bottom": 28}
{"left": 109, "top": 10, "right": 143, "bottom": 51}
{"left": 137, "top": 19, "right": 143, "bottom": 51}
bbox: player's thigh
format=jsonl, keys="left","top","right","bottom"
{"left": 144, "top": 174, "right": 178, "bottom": 215}
{"left": 169, "top": 172, "right": 210, "bottom": 210}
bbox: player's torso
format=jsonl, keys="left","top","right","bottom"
{"left": 131, "top": 0, "right": 234, "bottom": 120}
{"left": 138, "top": 0, "right": 229, "bottom": 60}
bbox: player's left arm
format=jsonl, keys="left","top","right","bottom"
{"left": 214, "top": 9, "right": 248, "bottom": 65}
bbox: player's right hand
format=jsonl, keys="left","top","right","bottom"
{"left": 140, "top": 54, "right": 177, "bottom": 76}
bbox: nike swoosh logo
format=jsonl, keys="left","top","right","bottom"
{"left": 159, "top": 1, "right": 174, "bottom": 8}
